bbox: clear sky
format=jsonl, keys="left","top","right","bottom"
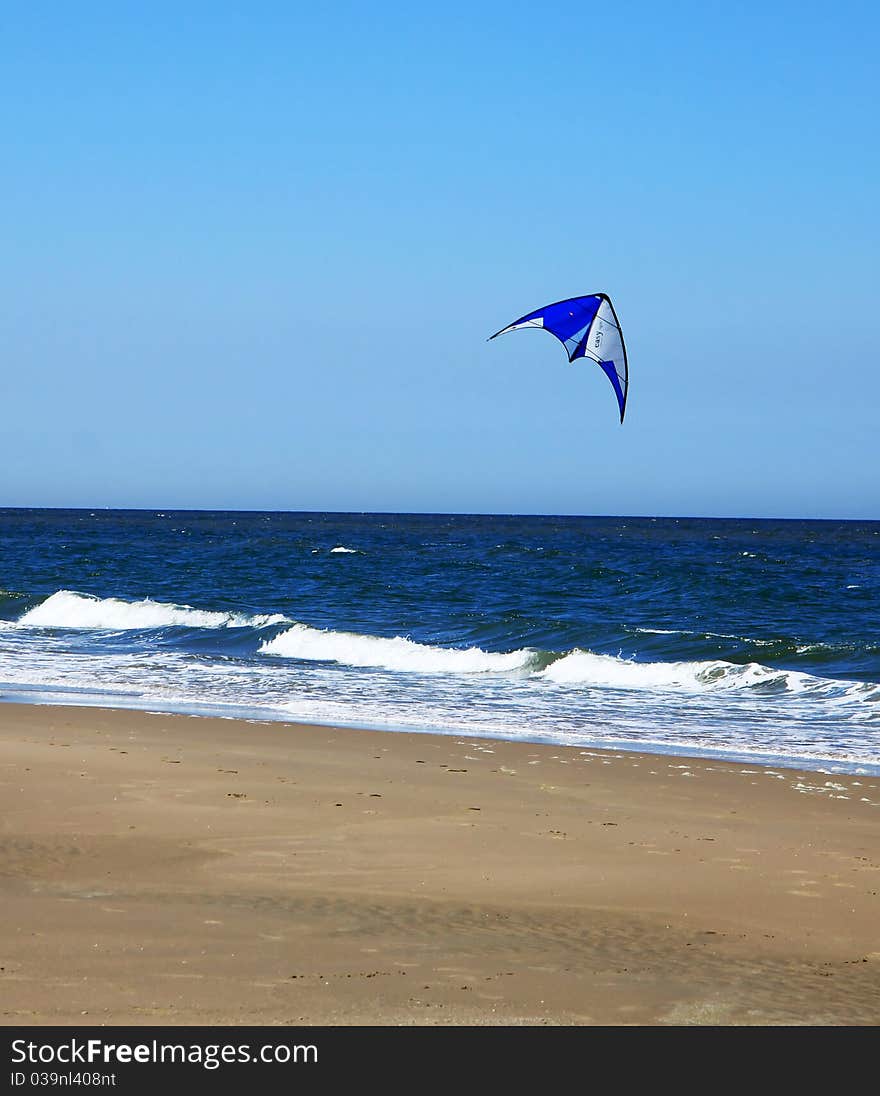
{"left": 2, "top": 2, "right": 877, "bottom": 518}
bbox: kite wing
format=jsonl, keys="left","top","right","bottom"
{"left": 489, "top": 293, "right": 629, "bottom": 423}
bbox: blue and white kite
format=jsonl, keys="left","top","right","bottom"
{"left": 489, "top": 293, "right": 629, "bottom": 423}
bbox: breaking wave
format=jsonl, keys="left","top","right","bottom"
{"left": 16, "top": 590, "right": 287, "bottom": 631}
{"left": 539, "top": 649, "right": 879, "bottom": 701}
{"left": 261, "top": 622, "right": 535, "bottom": 673}
{"left": 261, "top": 625, "right": 879, "bottom": 702}
{"left": 9, "top": 591, "right": 879, "bottom": 707}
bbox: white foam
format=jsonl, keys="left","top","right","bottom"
{"left": 544, "top": 651, "right": 685, "bottom": 688}
{"left": 17, "top": 591, "right": 287, "bottom": 631}
{"left": 633, "top": 627, "right": 775, "bottom": 646}
{"left": 539, "top": 648, "right": 879, "bottom": 701}
{"left": 261, "top": 622, "right": 534, "bottom": 674}
{"left": 705, "top": 631, "right": 775, "bottom": 645}
{"left": 329, "top": 546, "right": 357, "bottom": 554}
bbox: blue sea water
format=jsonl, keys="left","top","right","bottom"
{"left": 1, "top": 509, "right": 878, "bottom": 774}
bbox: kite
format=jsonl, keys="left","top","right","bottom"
{"left": 489, "top": 293, "right": 629, "bottom": 423}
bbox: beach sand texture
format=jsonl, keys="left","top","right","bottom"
{"left": 1, "top": 703, "right": 879, "bottom": 1026}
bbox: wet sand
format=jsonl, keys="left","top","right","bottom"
{"left": 1, "top": 702, "right": 878, "bottom": 1025}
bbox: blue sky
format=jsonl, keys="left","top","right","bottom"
{"left": 2, "top": 2, "right": 877, "bottom": 517}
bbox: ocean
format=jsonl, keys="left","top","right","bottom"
{"left": 1, "top": 509, "right": 878, "bottom": 774}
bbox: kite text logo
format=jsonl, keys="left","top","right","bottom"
{"left": 593, "top": 330, "right": 603, "bottom": 350}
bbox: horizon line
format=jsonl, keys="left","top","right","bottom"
{"left": 1, "top": 505, "right": 877, "bottom": 524}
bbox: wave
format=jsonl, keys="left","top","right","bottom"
{"left": 631, "top": 626, "right": 778, "bottom": 646}
{"left": 16, "top": 591, "right": 288, "bottom": 631}
{"left": 261, "top": 625, "right": 879, "bottom": 702}
{"left": 540, "top": 649, "right": 879, "bottom": 701}
{"left": 10, "top": 591, "right": 880, "bottom": 705}
{"left": 329, "top": 546, "right": 358, "bottom": 554}
{"left": 542, "top": 650, "right": 787, "bottom": 689}
{"left": 261, "top": 623, "right": 536, "bottom": 674}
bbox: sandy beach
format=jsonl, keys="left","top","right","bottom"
{"left": 1, "top": 702, "right": 878, "bottom": 1026}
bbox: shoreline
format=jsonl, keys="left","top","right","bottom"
{"left": 2, "top": 702, "right": 879, "bottom": 1025}
{"left": 2, "top": 692, "right": 877, "bottom": 778}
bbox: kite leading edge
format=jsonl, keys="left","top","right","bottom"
{"left": 489, "top": 293, "right": 629, "bottom": 423}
